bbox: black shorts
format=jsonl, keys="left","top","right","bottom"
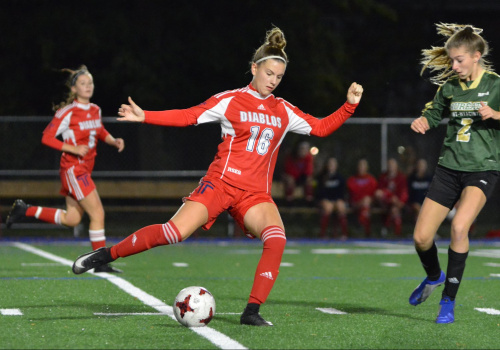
{"left": 426, "top": 165, "right": 499, "bottom": 209}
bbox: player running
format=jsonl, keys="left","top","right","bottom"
{"left": 409, "top": 23, "right": 500, "bottom": 323}
{"left": 71, "top": 27, "right": 363, "bottom": 326}
{"left": 6, "top": 65, "right": 125, "bottom": 273}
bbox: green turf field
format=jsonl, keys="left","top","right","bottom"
{"left": 1, "top": 239, "right": 500, "bottom": 349}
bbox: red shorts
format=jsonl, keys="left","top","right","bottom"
{"left": 184, "top": 175, "right": 276, "bottom": 238}
{"left": 60, "top": 165, "right": 96, "bottom": 201}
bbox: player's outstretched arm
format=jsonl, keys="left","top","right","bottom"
{"left": 117, "top": 96, "right": 145, "bottom": 122}
{"left": 346, "top": 82, "right": 363, "bottom": 104}
{"left": 411, "top": 116, "right": 430, "bottom": 134}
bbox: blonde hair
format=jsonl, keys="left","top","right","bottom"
{"left": 420, "top": 23, "right": 491, "bottom": 85}
{"left": 251, "top": 27, "right": 289, "bottom": 66}
{"left": 53, "top": 65, "right": 92, "bottom": 111}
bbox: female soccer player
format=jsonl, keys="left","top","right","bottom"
{"left": 72, "top": 27, "right": 363, "bottom": 326}
{"left": 408, "top": 23, "right": 500, "bottom": 323}
{"left": 316, "top": 157, "right": 348, "bottom": 239}
{"left": 6, "top": 65, "right": 125, "bottom": 273}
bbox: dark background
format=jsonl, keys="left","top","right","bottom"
{"left": 2, "top": 0, "right": 499, "bottom": 117}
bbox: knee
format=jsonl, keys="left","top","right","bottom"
{"left": 413, "top": 231, "right": 433, "bottom": 250}
{"left": 451, "top": 220, "right": 470, "bottom": 242}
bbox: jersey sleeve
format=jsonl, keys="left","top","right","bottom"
{"left": 422, "top": 83, "right": 451, "bottom": 128}
{"left": 41, "top": 113, "right": 69, "bottom": 151}
{"left": 284, "top": 101, "right": 358, "bottom": 137}
{"left": 144, "top": 95, "right": 226, "bottom": 127}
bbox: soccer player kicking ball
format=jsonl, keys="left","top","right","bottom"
{"left": 72, "top": 26, "right": 363, "bottom": 326}
{"left": 409, "top": 23, "right": 500, "bottom": 324}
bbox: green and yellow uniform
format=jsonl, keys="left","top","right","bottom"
{"left": 422, "top": 70, "right": 500, "bottom": 172}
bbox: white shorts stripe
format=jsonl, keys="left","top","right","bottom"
{"left": 67, "top": 167, "right": 85, "bottom": 200}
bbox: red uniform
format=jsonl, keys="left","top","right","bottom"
{"left": 42, "top": 101, "right": 110, "bottom": 200}
{"left": 377, "top": 171, "right": 409, "bottom": 205}
{"left": 145, "top": 84, "right": 357, "bottom": 194}
{"left": 347, "top": 174, "right": 378, "bottom": 204}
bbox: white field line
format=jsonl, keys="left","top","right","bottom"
{"left": 484, "top": 262, "right": 500, "bottom": 267}
{"left": 316, "top": 308, "right": 347, "bottom": 315}
{"left": 474, "top": 308, "right": 500, "bottom": 315}
{"left": 1, "top": 309, "right": 23, "bottom": 316}
{"left": 12, "top": 242, "right": 247, "bottom": 350}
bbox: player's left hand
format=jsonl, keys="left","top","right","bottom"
{"left": 347, "top": 82, "right": 363, "bottom": 104}
{"left": 479, "top": 101, "right": 500, "bottom": 120}
{"left": 115, "top": 138, "right": 125, "bottom": 152}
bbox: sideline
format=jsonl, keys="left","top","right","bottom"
{"left": 12, "top": 242, "right": 247, "bottom": 350}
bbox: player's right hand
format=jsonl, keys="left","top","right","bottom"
{"left": 75, "top": 145, "right": 89, "bottom": 157}
{"left": 117, "top": 96, "right": 145, "bottom": 122}
{"left": 411, "top": 116, "right": 430, "bottom": 134}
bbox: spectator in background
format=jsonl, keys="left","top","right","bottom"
{"left": 407, "top": 158, "right": 432, "bottom": 222}
{"left": 347, "top": 158, "right": 378, "bottom": 237}
{"left": 282, "top": 141, "right": 314, "bottom": 205}
{"left": 316, "top": 157, "right": 347, "bottom": 239}
{"left": 375, "top": 157, "right": 408, "bottom": 237}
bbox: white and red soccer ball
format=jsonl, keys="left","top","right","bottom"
{"left": 173, "top": 286, "right": 216, "bottom": 327}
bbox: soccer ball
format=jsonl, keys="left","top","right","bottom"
{"left": 173, "top": 286, "right": 216, "bottom": 327}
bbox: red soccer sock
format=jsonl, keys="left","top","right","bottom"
{"left": 320, "top": 214, "right": 330, "bottom": 237}
{"left": 110, "top": 221, "right": 182, "bottom": 260}
{"left": 393, "top": 216, "right": 402, "bottom": 236}
{"left": 89, "top": 229, "right": 106, "bottom": 250}
{"left": 248, "top": 226, "right": 287, "bottom": 305}
{"left": 359, "top": 208, "right": 371, "bottom": 236}
{"left": 26, "top": 206, "right": 63, "bottom": 225}
{"left": 338, "top": 214, "right": 348, "bottom": 236}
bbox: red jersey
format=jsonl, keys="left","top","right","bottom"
{"left": 347, "top": 174, "right": 378, "bottom": 203}
{"left": 144, "top": 84, "right": 358, "bottom": 193}
{"left": 284, "top": 153, "right": 314, "bottom": 180}
{"left": 42, "top": 101, "right": 110, "bottom": 172}
{"left": 377, "top": 171, "right": 409, "bottom": 203}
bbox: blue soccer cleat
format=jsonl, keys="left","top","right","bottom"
{"left": 436, "top": 296, "right": 455, "bottom": 324}
{"left": 409, "top": 270, "right": 446, "bottom": 306}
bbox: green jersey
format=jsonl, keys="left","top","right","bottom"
{"left": 422, "top": 70, "right": 500, "bottom": 172}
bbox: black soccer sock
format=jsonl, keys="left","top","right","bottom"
{"left": 443, "top": 247, "right": 468, "bottom": 301}
{"left": 243, "top": 303, "right": 260, "bottom": 315}
{"left": 416, "top": 241, "right": 442, "bottom": 281}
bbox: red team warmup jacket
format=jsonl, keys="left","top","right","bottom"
{"left": 42, "top": 101, "right": 110, "bottom": 173}
{"left": 144, "top": 84, "right": 357, "bottom": 193}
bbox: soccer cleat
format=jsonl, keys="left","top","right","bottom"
{"left": 94, "top": 263, "right": 123, "bottom": 273}
{"left": 409, "top": 270, "right": 446, "bottom": 306}
{"left": 72, "top": 247, "right": 114, "bottom": 274}
{"left": 436, "top": 296, "right": 455, "bottom": 324}
{"left": 6, "top": 199, "right": 29, "bottom": 228}
{"left": 240, "top": 312, "right": 273, "bottom": 326}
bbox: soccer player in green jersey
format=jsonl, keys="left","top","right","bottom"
{"left": 408, "top": 23, "right": 500, "bottom": 324}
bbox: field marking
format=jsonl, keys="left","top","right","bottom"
{"left": 490, "top": 274, "right": 500, "bottom": 277}
{"left": 12, "top": 242, "right": 247, "bottom": 350}
{"left": 316, "top": 308, "right": 347, "bottom": 315}
{"left": 21, "top": 262, "right": 63, "bottom": 267}
{"left": 380, "top": 262, "right": 400, "bottom": 267}
{"left": 94, "top": 312, "right": 168, "bottom": 316}
{"left": 484, "top": 263, "right": 500, "bottom": 267}
{"left": 280, "top": 262, "right": 294, "bottom": 267}
{"left": 475, "top": 308, "right": 500, "bottom": 315}
{"left": 173, "top": 262, "right": 189, "bottom": 267}
{"left": 1, "top": 308, "right": 23, "bottom": 316}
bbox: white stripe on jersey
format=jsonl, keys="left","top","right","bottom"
{"left": 283, "top": 103, "right": 313, "bottom": 135}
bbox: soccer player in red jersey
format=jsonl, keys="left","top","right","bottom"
{"left": 72, "top": 27, "right": 363, "bottom": 326}
{"left": 6, "top": 65, "right": 125, "bottom": 273}
{"left": 374, "top": 158, "right": 408, "bottom": 237}
{"left": 282, "top": 141, "right": 315, "bottom": 204}
{"left": 346, "top": 158, "right": 378, "bottom": 237}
